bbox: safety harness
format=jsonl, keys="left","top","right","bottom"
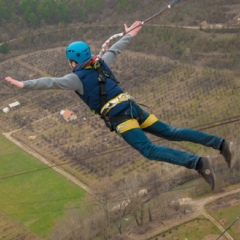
{"left": 84, "top": 57, "right": 159, "bottom": 132}
{"left": 85, "top": 56, "right": 120, "bottom": 108}
{"left": 85, "top": 56, "right": 134, "bottom": 131}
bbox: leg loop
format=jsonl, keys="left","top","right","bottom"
{"left": 140, "top": 114, "right": 158, "bottom": 129}
{"left": 116, "top": 119, "right": 140, "bottom": 134}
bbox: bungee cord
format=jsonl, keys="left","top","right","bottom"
{"left": 98, "top": 0, "right": 184, "bottom": 57}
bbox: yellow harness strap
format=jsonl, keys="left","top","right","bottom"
{"left": 116, "top": 114, "right": 159, "bottom": 134}
{"left": 116, "top": 119, "right": 140, "bottom": 134}
{"left": 140, "top": 114, "right": 158, "bottom": 128}
{"left": 100, "top": 93, "right": 134, "bottom": 116}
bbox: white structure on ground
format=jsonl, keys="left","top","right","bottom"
{"left": 2, "top": 101, "right": 21, "bottom": 113}
{"left": 2, "top": 107, "right": 10, "bottom": 113}
{"left": 9, "top": 101, "right": 20, "bottom": 108}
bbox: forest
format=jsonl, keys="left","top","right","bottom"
{"left": 0, "top": 0, "right": 240, "bottom": 40}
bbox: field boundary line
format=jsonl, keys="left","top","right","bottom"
{"left": 2, "top": 130, "right": 92, "bottom": 194}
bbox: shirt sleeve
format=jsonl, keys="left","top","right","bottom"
{"left": 102, "top": 34, "right": 132, "bottom": 67}
{"left": 23, "top": 73, "right": 84, "bottom": 94}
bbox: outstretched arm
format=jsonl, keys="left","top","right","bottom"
{"left": 102, "top": 21, "right": 142, "bottom": 66}
{"left": 5, "top": 74, "right": 84, "bottom": 93}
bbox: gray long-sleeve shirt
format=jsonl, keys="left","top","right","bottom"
{"left": 23, "top": 34, "right": 132, "bottom": 95}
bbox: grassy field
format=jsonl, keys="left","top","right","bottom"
{"left": 0, "top": 131, "right": 86, "bottom": 239}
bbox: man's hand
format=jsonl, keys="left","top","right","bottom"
{"left": 124, "top": 21, "right": 142, "bottom": 37}
{"left": 5, "top": 76, "right": 24, "bottom": 89}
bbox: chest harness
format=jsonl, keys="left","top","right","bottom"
{"left": 84, "top": 56, "right": 134, "bottom": 131}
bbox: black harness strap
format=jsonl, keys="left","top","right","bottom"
{"left": 96, "top": 67, "right": 107, "bottom": 108}
{"left": 93, "top": 59, "right": 119, "bottom": 109}
{"left": 92, "top": 58, "right": 133, "bottom": 132}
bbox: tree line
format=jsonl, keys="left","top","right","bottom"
{"left": 1, "top": 0, "right": 239, "bottom": 30}
{"left": 0, "top": 0, "right": 72, "bottom": 27}
{"left": 0, "top": 0, "right": 137, "bottom": 28}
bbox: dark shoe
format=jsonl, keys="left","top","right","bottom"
{"left": 197, "top": 157, "right": 215, "bottom": 191}
{"left": 220, "top": 141, "right": 235, "bottom": 168}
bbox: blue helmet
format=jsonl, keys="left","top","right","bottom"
{"left": 66, "top": 41, "right": 91, "bottom": 63}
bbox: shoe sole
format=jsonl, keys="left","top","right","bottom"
{"left": 208, "top": 157, "right": 215, "bottom": 191}
{"left": 229, "top": 142, "right": 237, "bottom": 169}
{"left": 201, "top": 157, "right": 215, "bottom": 191}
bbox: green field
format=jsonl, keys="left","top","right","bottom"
{"left": 0, "top": 132, "right": 86, "bottom": 239}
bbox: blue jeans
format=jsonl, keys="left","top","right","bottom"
{"left": 110, "top": 101, "right": 223, "bottom": 170}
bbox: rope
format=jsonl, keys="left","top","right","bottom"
{"left": 98, "top": 0, "right": 184, "bottom": 57}
{"left": 98, "top": 32, "right": 124, "bottom": 58}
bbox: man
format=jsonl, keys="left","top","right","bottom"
{"left": 5, "top": 21, "right": 235, "bottom": 191}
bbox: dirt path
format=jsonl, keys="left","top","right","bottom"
{"left": 200, "top": 208, "right": 233, "bottom": 240}
{"left": 129, "top": 188, "right": 240, "bottom": 240}
{"left": 2, "top": 130, "right": 92, "bottom": 194}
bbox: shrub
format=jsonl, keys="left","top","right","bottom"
{"left": 0, "top": 43, "right": 9, "bottom": 54}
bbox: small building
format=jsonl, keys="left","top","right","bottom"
{"left": 60, "top": 109, "right": 77, "bottom": 122}
{"left": 2, "top": 107, "right": 10, "bottom": 113}
{"left": 9, "top": 101, "right": 20, "bottom": 108}
{"left": 200, "top": 21, "right": 208, "bottom": 28}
